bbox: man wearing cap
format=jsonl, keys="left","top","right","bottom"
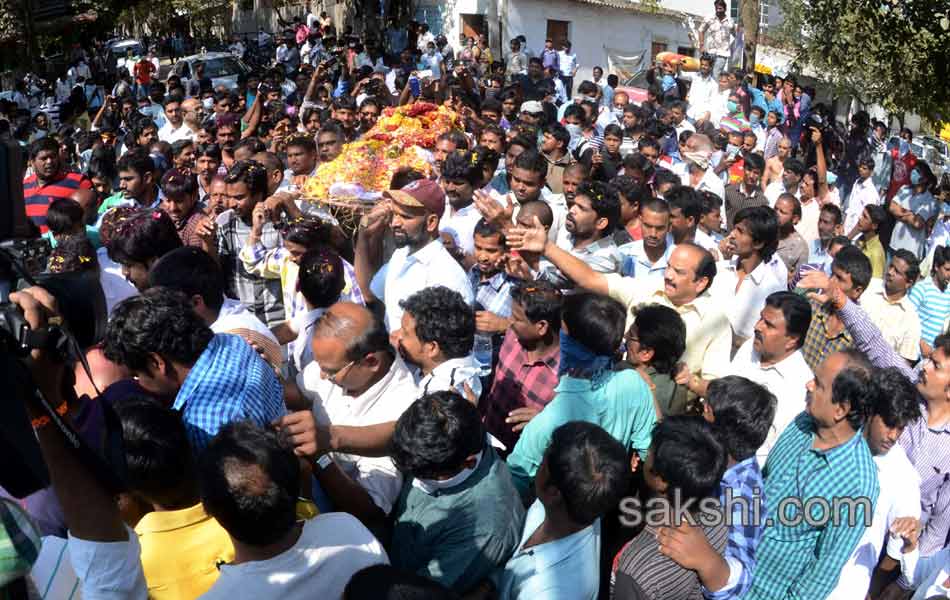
{"left": 519, "top": 100, "right": 545, "bottom": 126}
{"left": 355, "top": 179, "right": 474, "bottom": 332}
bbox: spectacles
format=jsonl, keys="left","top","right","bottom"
{"left": 321, "top": 357, "right": 360, "bottom": 382}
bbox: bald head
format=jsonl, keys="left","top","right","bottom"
{"left": 181, "top": 98, "right": 201, "bottom": 124}
{"left": 71, "top": 186, "right": 98, "bottom": 221}
{"left": 686, "top": 133, "right": 714, "bottom": 154}
{"left": 314, "top": 302, "right": 392, "bottom": 360}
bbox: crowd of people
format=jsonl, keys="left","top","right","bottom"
{"left": 3, "top": 0, "right": 950, "bottom": 598}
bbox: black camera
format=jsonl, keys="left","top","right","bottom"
{"left": 0, "top": 240, "right": 121, "bottom": 499}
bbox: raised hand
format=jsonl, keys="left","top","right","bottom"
{"left": 506, "top": 216, "right": 548, "bottom": 254}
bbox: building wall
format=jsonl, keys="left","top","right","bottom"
{"left": 505, "top": 0, "right": 693, "bottom": 83}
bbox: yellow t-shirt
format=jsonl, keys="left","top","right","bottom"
{"left": 135, "top": 503, "right": 234, "bottom": 600}
{"left": 135, "top": 500, "right": 319, "bottom": 599}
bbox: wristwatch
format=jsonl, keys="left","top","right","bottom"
{"left": 314, "top": 453, "right": 333, "bottom": 472}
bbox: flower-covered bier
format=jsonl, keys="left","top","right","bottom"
{"left": 302, "top": 102, "right": 460, "bottom": 199}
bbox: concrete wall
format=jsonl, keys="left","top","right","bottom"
{"left": 505, "top": 0, "right": 694, "bottom": 84}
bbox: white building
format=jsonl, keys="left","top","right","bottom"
{"left": 416, "top": 0, "right": 782, "bottom": 85}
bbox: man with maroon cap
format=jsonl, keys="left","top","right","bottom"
{"left": 355, "top": 179, "right": 474, "bottom": 332}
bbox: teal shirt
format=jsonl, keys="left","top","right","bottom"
{"left": 745, "top": 412, "right": 879, "bottom": 600}
{"left": 507, "top": 369, "right": 656, "bottom": 500}
{"left": 390, "top": 445, "right": 525, "bottom": 593}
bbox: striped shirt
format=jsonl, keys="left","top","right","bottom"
{"left": 836, "top": 299, "right": 950, "bottom": 558}
{"left": 611, "top": 507, "right": 729, "bottom": 600}
{"left": 745, "top": 412, "right": 879, "bottom": 600}
{"left": 23, "top": 171, "right": 92, "bottom": 233}
{"left": 908, "top": 277, "right": 950, "bottom": 346}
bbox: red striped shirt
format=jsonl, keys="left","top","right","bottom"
{"left": 23, "top": 172, "right": 92, "bottom": 233}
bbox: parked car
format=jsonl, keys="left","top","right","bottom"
{"left": 888, "top": 135, "right": 946, "bottom": 178}
{"left": 171, "top": 52, "right": 251, "bottom": 92}
{"left": 109, "top": 39, "right": 145, "bottom": 60}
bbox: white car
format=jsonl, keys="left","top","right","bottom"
{"left": 171, "top": 52, "right": 251, "bottom": 92}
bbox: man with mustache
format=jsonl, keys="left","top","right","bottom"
{"left": 507, "top": 219, "right": 732, "bottom": 397}
{"left": 859, "top": 250, "right": 922, "bottom": 363}
{"left": 355, "top": 179, "right": 473, "bottom": 333}
{"left": 723, "top": 291, "right": 813, "bottom": 465}
{"left": 799, "top": 268, "right": 950, "bottom": 591}
{"left": 537, "top": 180, "right": 622, "bottom": 288}
{"left": 617, "top": 196, "right": 674, "bottom": 290}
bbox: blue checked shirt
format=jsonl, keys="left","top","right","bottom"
{"left": 745, "top": 412, "right": 879, "bottom": 600}
{"left": 468, "top": 266, "right": 516, "bottom": 318}
{"left": 173, "top": 334, "right": 286, "bottom": 453}
{"left": 705, "top": 457, "right": 766, "bottom": 600}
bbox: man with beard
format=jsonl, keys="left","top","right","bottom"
{"left": 439, "top": 150, "right": 484, "bottom": 264}
{"left": 396, "top": 286, "right": 482, "bottom": 399}
{"left": 215, "top": 114, "right": 240, "bottom": 169}
{"left": 774, "top": 193, "right": 810, "bottom": 281}
{"left": 538, "top": 181, "right": 622, "bottom": 289}
{"left": 23, "top": 136, "right": 93, "bottom": 234}
{"left": 96, "top": 148, "right": 163, "bottom": 215}
{"left": 724, "top": 291, "right": 813, "bottom": 464}
{"left": 808, "top": 204, "right": 843, "bottom": 272}
{"left": 618, "top": 197, "right": 674, "bottom": 290}
{"left": 356, "top": 179, "right": 473, "bottom": 332}
{"left": 860, "top": 250, "right": 921, "bottom": 363}
{"left": 331, "top": 96, "right": 359, "bottom": 141}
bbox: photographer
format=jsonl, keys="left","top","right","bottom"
{"left": 7, "top": 286, "right": 148, "bottom": 598}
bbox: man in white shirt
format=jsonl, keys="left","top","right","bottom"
{"left": 292, "top": 302, "right": 419, "bottom": 530}
{"left": 157, "top": 96, "right": 194, "bottom": 144}
{"left": 712, "top": 205, "right": 787, "bottom": 350}
{"left": 147, "top": 246, "right": 281, "bottom": 363}
{"left": 826, "top": 368, "right": 922, "bottom": 600}
{"left": 843, "top": 156, "right": 881, "bottom": 237}
{"left": 724, "top": 291, "right": 814, "bottom": 465}
{"left": 439, "top": 150, "right": 486, "bottom": 260}
{"left": 618, "top": 197, "right": 674, "bottom": 290}
{"left": 557, "top": 40, "right": 579, "bottom": 96}
{"left": 860, "top": 252, "right": 922, "bottom": 363}
{"left": 395, "top": 286, "right": 483, "bottom": 399}
{"left": 686, "top": 54, "right": 719, "bottom": 123}
{"left": 356, "top": 179, "right": 474, "bottom": 332}
{"left": 200, "top": 422, "right": 389, "bottom": 600}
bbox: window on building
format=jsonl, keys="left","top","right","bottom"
{"left": 651, "top": 41, "right": 668, "bottom": 62}
{"left": 546, "top": 20, "right": 570, "bottom": 49}
{"left": 730, "top": 0, "right": 771, "bottom": 30}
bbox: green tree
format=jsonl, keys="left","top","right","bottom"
{"left": 775, "top": 0, "right": 950, "bottom": 122}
